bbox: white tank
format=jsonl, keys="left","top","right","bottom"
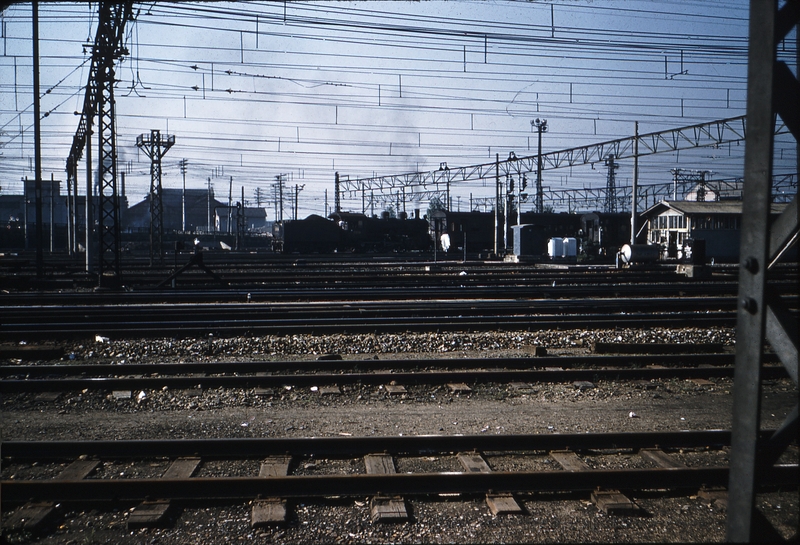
{"left": 562, "top": 237, "right": 578, "bottom": 257}
{"left": 547, "top": 237, "right": 563, "bottom": 258}
{"left": 619, "top": 243, "right": 660, "bottom": 264}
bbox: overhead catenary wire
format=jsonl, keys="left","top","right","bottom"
{"left": 0, "top": 1, "right": 795, "bottom": 217}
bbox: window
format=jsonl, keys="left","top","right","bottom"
{"left": 693, "top": 216, "right": 713, "bottom": 230}
{"left": 712, "top": 216, "right": 740, "bottom": 230}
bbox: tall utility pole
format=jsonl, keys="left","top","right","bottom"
{"left": 294, "top": 184, "right": 305, "bottom": 220}
{"left": 32, "top": 3, "right": 44, "bottom": 277}
{"left": 532, "top": 118, "right": 548, "bottom": 213}
{"left": 274, "top": 174, "right": 286, "bottom": 222}
{"left": 49, "top": 174, "right": 55, "bottom": 253}
{"left": 179, "top": 159, "right": 188, "bottom": 232}
{"left": 207, "top": 177, "right": 212, "bottom": 232}
{"left": 604, "top": 154, "right": 619, "bottom": 214}
{"left": 493, "top": 154, "right": 499, "bottom": 255}
{"left": 227, "top": 176, "right": 233, "bottom": 234}
{"left": 86, "top": 127, "right": 93, "bottom": 272}
{"left": 334, "top": 172, "right": 341, "bottom": 213}
{"left": 136, "top": 129, "right": 175, "bottom": 266}
{"left": 503, "top": 176, "right": 509, "bottom": 252}
{"left": 236, "top": 185, "right": 245, "bottom": 250}
{"left": 631, "top": 122, "right": 639, "bottom": 245}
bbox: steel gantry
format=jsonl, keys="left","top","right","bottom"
{"left": 727, "top": 0, "right": 799, "bottom": 542}
{"left": 338, "top": 115, "right": 791, "bottom": 208}
{"left": 136, "top": 130, "right": 175, "bottom": 266}
{"left": 539, "top": 173, "right": 796, "bottom": 214}
{"left": 670, "top": 168, "right": 710, "bottom": 201}
{"left": 64, "top": 2, "right": 134, "bottom": 286}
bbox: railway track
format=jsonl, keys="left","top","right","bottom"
{"left": 0, "top": 296, "right": 755, "bottom": 340}
{"left": 2, "top": 252, "right": 796, "bottom": 291}
{"left": 2, "top": 256, "right": 797, "bottom": 539}
{"left": 0, "top": 353, "right": 788, "bottom": 394}
{"left": 2, "top": 431, "right": 796, "bottom": 529}
{"left": 1, "top": 279, "right": 775, "bottom": 304}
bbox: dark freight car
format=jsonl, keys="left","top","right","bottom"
{"left": 277, "top": 215, "right": 342, "bottom": 253}
{"left": 330, "top": 211, "right": 431, "bottom": 253}
{"left": 429, "top": 210, "right": 496, "bottom": 256}
{"left": 580, "top": 212, "right": 631, "bottom": 259}
{"left": 277, "top": 212, "right": 431, "bottom": 254}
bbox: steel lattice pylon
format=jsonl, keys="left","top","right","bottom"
{"left": 94, "top": 2, "right": 133, "bottom": 286}
{"left": 136, "top": 130, "right": 175, "bottom": 266}
{"left": 97, "top": 25, "right": 120, "bottom": 285}
{"left": 65, "top": 2, "right": 133, "bottom": 285}
{"left": 603, "top": 154, "right": 619, "bottom": 214}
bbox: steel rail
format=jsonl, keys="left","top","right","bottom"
{"left": 2, "top": 280, "right": 794, "bottom": 308}
{"left": 0, "top": 307, "right": 739, "bottom": 328}
{"left": 0, "top": 353, "right": 750, "bottom": 378}
{"left": 1, "top": 430, "right": 776, "bottom": 459}
{"left": 0, "top": 365, "right": 789, "bottom": 394}
{"left": 0, "top": 312, "right": 738, "bottom": 340}
{"left": 3, "top": 466, "right": 797, "bottom": 504}
{"left": 0, "top": 297, "right": 746, "bottom": 330}
{"left": 121, "top": 274, "right": 713, "bottom": 290}
{"left": 5, "top": 262, "right": 795, "bottom": 294}
{"left": 0, "top": 281, "right": 754, "bottom": 304}
{"left": 2, "top": 295, "right": 741, "bottom": 313}
{"left": 1, "top": 255, "right": 792, "bottom": 274}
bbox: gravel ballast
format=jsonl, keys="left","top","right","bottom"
{"left": 2, "top": 326, "right": 797, "bottom": 544}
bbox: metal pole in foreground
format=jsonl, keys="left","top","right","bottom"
{"left": 532, "top": 118, "right": 548, "bottom": 214}
{"left": 180, "top": 159, "right": 188, "bottom": 232}
{"left": 32, "top": 3, "right": 44, "bottom": 278}
{"left": 725, "top": 0, "right": 800, "bottom": 541}
{"left": 631, "top": 121, "right": 639, "bottom": 245}
{"left": 86, "top": 129, "right": 93, "bottom": 273}
{"left": 493, "top": 154, "right": 499, "bottom": 256}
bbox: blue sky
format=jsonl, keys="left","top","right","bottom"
{"left": 1, "top": 1, "right": 797, "bottom": 218}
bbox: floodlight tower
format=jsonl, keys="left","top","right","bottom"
{"left": 532, "top": 118, "right": 548, "bottom": 213}
{"left": 604, "top": 154, "right": 619, "bottom": 213}
{"left": 136, "top": 130, "right": 175, "bottom": 265}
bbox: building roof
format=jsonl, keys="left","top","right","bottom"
{"left": 642, "top": 200, "right": 788, "bottom": 217}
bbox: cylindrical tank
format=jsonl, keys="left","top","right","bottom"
{"left": 619, "top": 243, "right": 660, "bottom": 264}
{"left": 562, "top": 237, "right": 578, "bottom": 257}
{"left": 547, "top": 237, "right": 563, "bottom": 258}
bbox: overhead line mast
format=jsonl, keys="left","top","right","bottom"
{"left": 137, "top": 130, "right": 175, "bottom": 266}
{"left": 64, "top": 2, "right": 134, "bottom": 287}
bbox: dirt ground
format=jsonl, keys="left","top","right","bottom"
{"left": 2, "top": 329, "right": 797, "bottom": 544}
